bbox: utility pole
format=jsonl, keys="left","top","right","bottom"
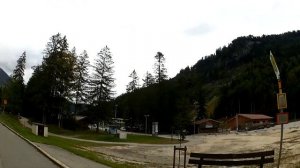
{"left": 236, "top": 99, "right": 240, "bottom": 132}
{"left": 193, "top": 119, "right": 196, "bottom": 135}
{"left": 144, "top": 114, "right": 150, "bottom": 134}
{"left": 114, "top": 104, "right": 118, "bottom": 118}
{"left": 236, "top": 114, "right": 239, "bottom": 132}
{"left": 3, "top": 99, "right": 7, "bottom": 113}
{"left": 193, "top": 101, "right": 199, "bottom": 135}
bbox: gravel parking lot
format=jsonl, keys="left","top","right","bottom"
{"left": 91, "top": 121, "right": 300, "bottom": 167}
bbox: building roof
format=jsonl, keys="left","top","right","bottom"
{"left": 195, "top": 118, "right": 221, "bottom": 125}
{"left": 238, "top": 114, "right": 273, "bottom": 120}
{"left": 74, "top": 115, "right": 87, "bottom": 121}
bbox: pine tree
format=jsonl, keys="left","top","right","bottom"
{"left": 89, "top": 46, "right": 115, "bottom": 131}
{"left": 154, "top": 52, "right": 168, "bottom": 83}
{"left": 40, "top": 33, "right": 76, "bottom": 124}
{"left": 73, "top": 49, "right": 90, "bottom": 114}
{"left": 42, "top": 33, "right": 76, "bottom": 100}
{"left": 142, "top": 71, "right": 155, "bottom": 87}
{"left": 24, "top": 65, "right": 50, "bottom": 122}
{"left": 12, "top": 52, "right": 26, "bottom": 84}
{"left": 126, "top": 69, "right": 140, "bottom": 92}
{"left": 7, "top": 51, "right": 26, "bottom": 114}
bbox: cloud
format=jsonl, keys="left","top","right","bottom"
{"left": 0, "top": 48, "right": 18, "bottom": 75}
{"left": 185, "top": 23, "right": 214, "bottom": 36}
{"left": 0, "top": 44, "right": 43, "bottom": 82}
{"left": 1, "top": 0, "right": 300, "bottom": 95}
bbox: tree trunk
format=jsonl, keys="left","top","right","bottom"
{"left": 96, "top": 122, "right": 99, "bottom": 132}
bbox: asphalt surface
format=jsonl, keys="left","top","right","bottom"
{"left": 19, "top": 117, "right": 110, "bottom": 168}
{"left": 0, "top": 124, "right": 58, "bottom": 168}
{"left": 35, "top": 143, "right": 110, "bottom": 168}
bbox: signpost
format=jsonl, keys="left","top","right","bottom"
{"left": 276, "top": 112, "right": 289, "bottom": 124}
{"left": 270, "top": 51, "right": 288, "bottom": 168}
{"left": 277, "top": 93, "right": 287, "bottom": 109}
{"left": 3, "top": 99, "right": 7, "bottom": 113}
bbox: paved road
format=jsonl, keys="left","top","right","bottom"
{"left": 36, "top": 143, "right": 110, "bottom": 168}
{"left": 19, "top": 117, "right": 109, "bottom": 168}
{"left": 0, "top": 124, "right": 58, "bottom": 168}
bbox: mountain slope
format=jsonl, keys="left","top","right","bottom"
{"left": 0, "top": 68, "right": 10, "bottom": 86}
{"left": 183, "top": 31, "right": 300, "bottom": 118}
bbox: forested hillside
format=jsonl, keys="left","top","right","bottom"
{"left": 190, "top": 31, "right": 300, "bottom": 119}
{"left": 116, "top": 31, "right": 300, "bottom": 132}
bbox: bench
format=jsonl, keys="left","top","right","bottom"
{"left": 189, "top": 150, "right": 274, "bottom": 168}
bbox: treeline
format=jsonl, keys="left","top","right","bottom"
{"left": 1, "top": 33, "right": 171, "bottom": 131}
{"left": 2, "top": 33, "right": 117, "bottom": 129}
{"left": 116, "top": 74, "right": 205, "bottom": 132}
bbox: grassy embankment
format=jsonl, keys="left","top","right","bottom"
{"left": 0, "top": 113, "right": 140, "bottom": 168}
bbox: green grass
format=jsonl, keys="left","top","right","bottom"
{"left": 76, "top": 133, "right": 180, "bottom": 144}
{"left": 49, "top": 124, "right": 182, "bottom": 144}
{"left": 0, "top": 113, "right": 141, "bottom": 168}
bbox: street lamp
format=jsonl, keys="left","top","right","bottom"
{"left": 114, "top": 104, "right": 118, "bottom": 118}
{"left": 144, "top": 114, "right": 150, "bottom": 134}
{"left": 193, "top": 101, "right": 199, "bottom": 135}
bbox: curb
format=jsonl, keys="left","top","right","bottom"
{"left": 0, "top": 121, "right": 70, "bottom": 168}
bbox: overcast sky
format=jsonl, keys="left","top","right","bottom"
{"left": 1, "top": 0, "right": 300, "bottom": 95}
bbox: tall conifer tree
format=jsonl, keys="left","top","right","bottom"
{"left": 73, "top": 49, "right": 90, "bottom": 114}
{"left": 126, "top": 69, "right": 140, "bottom": 92}
{"left": 8, "top": 51, "right": 26, "bottom": 114}
{"left": 154, "top": 52, "right": 168, "bottom": 83}
{"left": 89, "top": 46, "right": 115, "bottom": 131}
{"left": 142, "top": 71, "right": 155, "bottom": 87}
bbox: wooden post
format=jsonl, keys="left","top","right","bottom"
{"left": 183, "top": 146, "right": 187, "bottom": 168}
{"left": 198, "top": 157, "right": 203, "bottom": 168}
{"left": 260, "top": 156, "right": 265, "bottom": 168}
{"left": 173, "top": 146, "right": 176, "bottom": 168}
{"left": 277, "top": 80, "right": 284, "bottom": 168}
{"left": 173, "top": 146, "right": 187, "bottom": 168}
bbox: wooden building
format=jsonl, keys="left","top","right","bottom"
{"left": 194, "top": 119, "right": 221, "bottom": 133}
{"left": 226, "top": 114, "right": 273, "bottom": 131}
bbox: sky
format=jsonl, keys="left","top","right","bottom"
{"left": 1, "top": 0, "right": 300, "bottom": 95}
